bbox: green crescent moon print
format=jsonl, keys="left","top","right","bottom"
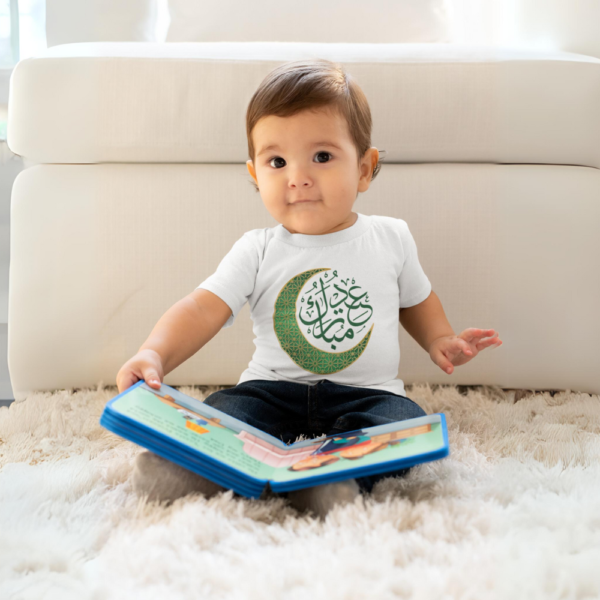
{"left": 273, "top": 268, "right": 374, "bottom": 375}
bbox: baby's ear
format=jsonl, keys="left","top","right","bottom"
{"left": 247, "top": 161, "right": 258, "bottom": 185}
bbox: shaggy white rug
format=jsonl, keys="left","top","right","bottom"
{"left": 1, "top": 382, "right": 599, "bottom": 600}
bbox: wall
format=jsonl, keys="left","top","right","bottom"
{"left": 449, "top": 0, "right": 600, "bottom": 60}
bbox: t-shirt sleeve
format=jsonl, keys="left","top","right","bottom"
{"left": 195, "top": 231, "right": 261, "bottom": 329}
{"left": 398, "top": 221, "right": 432, "bottom": 309}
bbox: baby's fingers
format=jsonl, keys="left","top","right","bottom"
{"left": 466, "top": 328, "right": 496, "bottom": 340}
{"left": 117, "top": 373, "right": 139, "bottom": 395}
{"left": 431, "top": 347, "right": 457, "bottom": 374}
{"left": 460, "top": 340, "right": 474, "bottom": 356}
{"left": 477, "top": 335, "right": 502, "bottom": 351}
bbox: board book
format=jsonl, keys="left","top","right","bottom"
{"left": 100, "top": 380, "right": 450, "bottom": 498}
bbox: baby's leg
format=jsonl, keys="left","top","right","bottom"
{"left": 202, "top": 380, "right": 307, "bottom": 441}
{"left": 322, "top": 385, "right": 428, "bottom": 494}
{"left": 286, "top": 479, "right": 360, "bottom": 519}
{"left": 132, "top": 450, "right": 226, "bottom": 504}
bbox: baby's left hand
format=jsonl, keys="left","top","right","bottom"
{"left": 429, "top": 328, "right": 503, "bottom": 375}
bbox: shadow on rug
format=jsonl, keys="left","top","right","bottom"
{"left": 1, "top": 382, "right": 598, "bottom": 599}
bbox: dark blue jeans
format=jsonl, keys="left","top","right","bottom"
{"left": 203, "top": 378, "right": 427, "bottom": 494}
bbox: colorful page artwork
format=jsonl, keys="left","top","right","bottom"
{"left": 268, "top": 418, "right": 443, "bottom": 483}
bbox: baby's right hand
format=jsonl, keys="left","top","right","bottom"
{"left": 116, "top": 349, "right": 165, "bottom": 394}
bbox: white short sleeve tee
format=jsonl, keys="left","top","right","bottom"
{"left": 196, "top": 213, "right": 432, "bottom": 398}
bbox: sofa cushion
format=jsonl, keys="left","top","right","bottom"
{"left": 46, "top": 0, "right": 160, "bottom": 47}
{"left": 7, "top": 41, "right": 600, "bottom": 168}
{"left": 165, "top": 0, "right": 451, "bottom": 44}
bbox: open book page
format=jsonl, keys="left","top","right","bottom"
{"left": 109, "top": 383, "right": 276, "bottom": 481}
{"left": 268, "top": 416, "right": 446, "bottom": 484}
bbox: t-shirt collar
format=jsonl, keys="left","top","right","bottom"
{"left": 273, "top": 212, "right": 370, "bottom": 247}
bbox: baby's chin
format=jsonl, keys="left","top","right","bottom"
{"left": 283, "top": 218, "right": 349, "bottom": 237}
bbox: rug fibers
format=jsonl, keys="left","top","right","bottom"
{"left": 0, "top": 382, "right": 599, "bottom": 600}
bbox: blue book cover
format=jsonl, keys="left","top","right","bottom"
{"left": 100, "top": 380, "right": 450, "bottom": 499}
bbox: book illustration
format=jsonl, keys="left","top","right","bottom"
{"left": 152, "top": 391, "right": 227, "bottom": 433}
{"left": 235, "top": 431, "right": 320, "bottom": 467}
{"left": 288, "top": 424, "right": 432, "bottom": 472}
{"left": 150, "top": 387, "right": 431, "bottom": 471}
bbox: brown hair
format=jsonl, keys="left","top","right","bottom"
{"left": 246, "top": 58, "right": 385, "bottom": 192}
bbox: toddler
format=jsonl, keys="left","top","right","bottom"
{"left": 117, "top": 58, "right": 503, "bottom": 519}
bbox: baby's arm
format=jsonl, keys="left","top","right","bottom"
{"left": 139, "top": 289, "right": 232, "bottom": 377}
{"left": 399, "top": 290, "right": 454, "bottom": 353}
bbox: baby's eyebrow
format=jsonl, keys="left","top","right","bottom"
{"left": 257, "top": 141, "right": 342, "bottom": 156}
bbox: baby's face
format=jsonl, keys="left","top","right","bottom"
{"left": 247, "top": 106, "right": 378, "bottom": 235}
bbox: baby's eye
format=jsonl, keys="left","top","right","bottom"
{"left": 268, "top": 151, "right": 333, "bottom": 169}
{"left": 314, "top": 151, "right": 332, "bottom": 164}
{"left": 269, "top": 156, "right": 286, "bottom": 169}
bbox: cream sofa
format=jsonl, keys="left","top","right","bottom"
{"left": 6, "top": 42, "right": 600, "bottom": 401}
